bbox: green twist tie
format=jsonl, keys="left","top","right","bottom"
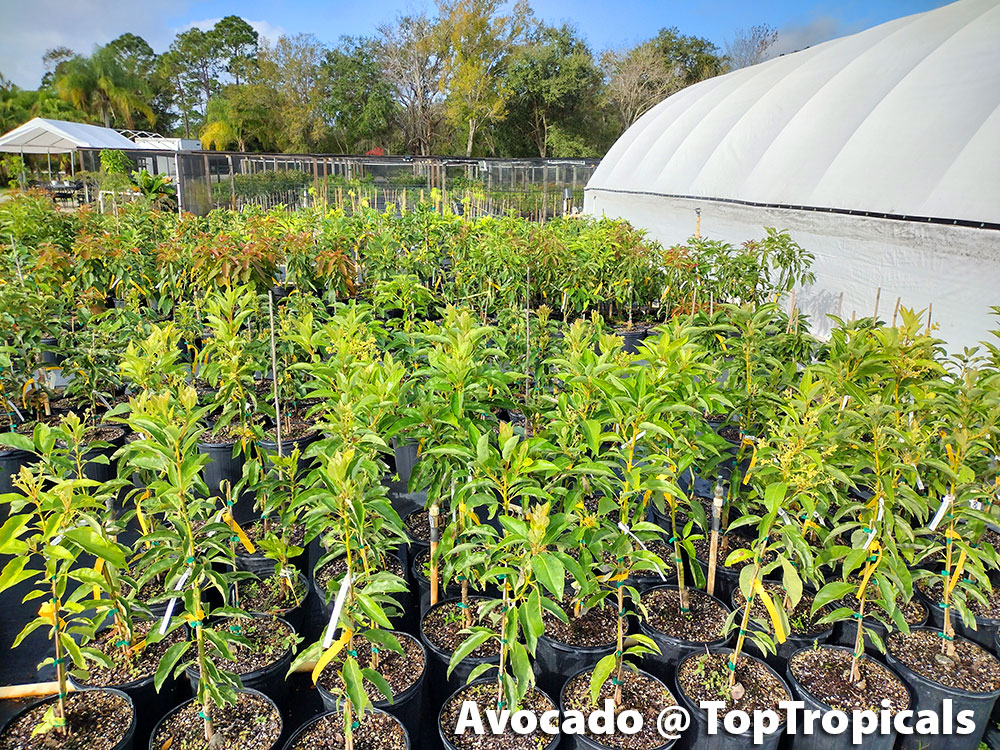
{"left": 675, "top": 558, "right": 683, "bottom": 564}
{"left": 497, "top": 574, "right": 506, "bottom": 581}
{"left": 868, "top": 555, "right": 878, "bottom": 562}
{"left": 226, "top": 500, "right": 234, "bottom": 506}
{"left": 185, "top": 557, "right": 195, "bottom": 564}
{"left": 615, "top": 650, "right": 622, "bottom": 657}
{"left": 371, "top": 646, "right": 379, "bottom": 653}
{"left": 854, "top": 651, "right": 864, "bottom": 659}
{"left": 51, "top": 657, "right": 66, "bottom": 665}
{"left": 615, "top": 582, "right": 623, "bottom": 588}
{"left": 52, "top": 717, "right": 66, "bottom": 727}
{"left": 114, "top": 639, "right": 130, "bottom": 648}
{"left": 851, "top": 613, "right": 863, "bottom": 619}
{"left": 500, "top": 639, "right": 507, "bottom": 644}
{"left": 229, "top": 625, "right": 243, "bottom": 634}
{"left": 726, "top": 660, "right": 736, "bottom": 671}
{"left": 188, "top": 621, "right": 202, "bottom": 628}
{"left": 57, "top": 692, "right": 68, "bottom": 699}
{"left": 611, "top": 678, "right": 623, "bottom": 685}
{"left": 668, "top": 536, "right": 677, "bottom": 543}
{"left": 862, "top": 527, "right": 873, "bottom": 533}
{"left": 938, "top": 603, "right": 950, "bottom": 609}
{"left": 456, "top": 602, "right": 469, "bottom": 609}
{"left": 940, "top": 570, "right": 949, "bottom": 576}
{"left": 198, "top": 711, "right": 209, "bottom": 720}
{"left": 739, "top": 629, "right": 747, "bottom": 635}
{"left": 939, "top": 631, "right": 954, "bottom": 641}
{"left": 230, "top": 535, "right": 239, "bottom": 543}
{"left": 352, "top": 721, "right": 360, "bottom": 729}
{"left": 348, "top": 650, "right": 358, "bottom": 658}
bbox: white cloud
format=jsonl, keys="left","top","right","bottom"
{"left": 770, "top": 16, "right": 845, "bottom": 58}
{"left": 0, "top": 0, "right": 192, "bottom": 88}
{"left": 178, "top": 17, "right": 286, "bottom": 44}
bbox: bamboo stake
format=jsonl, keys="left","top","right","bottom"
{"left": 524, "top": 266, "right": 531, "bottom": 436}
{"left": 706, "top": 476, "right": 724, "bottom": 597}
{"left": 873, "top": 287, "right": 881, "bottom": 320}
{"left": 0, "top": 682, "right": 77, "bottom": 700}
{"left": 429, "top": 504, "right": 440, "bottom": 606}
{"left": 892, "top": 297, "right": 901, "bottom": 327}
{"left": 925, "top": 304, "right": 933, "bottom": 333}
{"left": 268, "top": 291, "right": 282, "bottom": 456}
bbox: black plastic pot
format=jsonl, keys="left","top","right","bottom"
{"left": 886, "top": 626, "right": 1000, "bottom": 750}
{"left": 534, "top": 633, "right": 616, "bottom": 701}
{"left": 197, "top": 438, "right": 250, "bottom": 521}
{"left": 694, "top": 556, "right": 742, "bottom": 604}
{"left": 558, "top": 665, "right": 676, "bottom": 750}
{"left": 410, "top": 546, "right": 460, "bottom": 620}
{"left": 313, "top": 559, "right": 409, "bottom": 632}
{"left": 783, "top": 644, "right": 913, "bottom": 750}
{"left": 281, "top": 708, "right": 410, "bottom": 750}
{"left": 257, "top": 429, "right": 321, "bottom": 474}
{"left": 184, "top": 617, "right": 295, "bottom": 711}
{"left": 71, "top": 656, "right": 189, "bottom": 748}
{"left": 439, "top": 678, "right": 559, "bottom": 750}
{"left": 77, "top": 425, "right": 127, "bottom": 485}
{"left": 917, "top": 585, "right": 1000, "bottom": 653}
{"left": 673, "top": 648, "right": 789, "bottom": 750}
{"left": 40, "top": 336, "right": 65, "bottom": 366}
{"left": 393, "top": 438, "right": 420, "bottom": 486}
{"left": 316, "top": 631, "right": 427, "bottom": 742}
{"left": 729, "top": 589, "right": 834, "bottom": 674}
{"left": 0, "top": 443, "right": 33, "bottom": 497}
{"left": 617, "top": 327, "right": 650, "bottom": 354}
{"left": 234, "top": 543, "right": 309, "bottom": 577}
{"left": 149, "top": 688, "right": 282, "bottom": 750}
{"left": 233, "top": 572, "right": 310, "bottom": 634}
{"left": 1, "top": 688, "right": 136, "bottom": 750}
{"left": 639, "top": 585, "right": 732, "bottom": 686}
{"left": 832, "top": 603, "right": 929, "bottom": 659}
{"left": 420, "top": 598, "right": 500, "bottom": 708}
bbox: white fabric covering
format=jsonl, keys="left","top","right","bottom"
{"left": 0, "top": 117, "right": 152, "bottom": 153}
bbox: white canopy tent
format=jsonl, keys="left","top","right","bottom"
{"left": 0, "top": 117, "right": 154, "bottom": 181}
{"left": 585, "top": 0, "right": 1000, "bottom": 351}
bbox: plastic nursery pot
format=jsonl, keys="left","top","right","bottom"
{"left": 438, "top": 678, "right": 560, "bottom": 750}
{"left": 393, "top": 438, "right": 421, "bottom": 486}
{"left": 618, "top": 327, "right": 650, "bottom": 354}
{"left": 885, "top": 626, "right": 1000, "bottom": 750}
{"left": 316, "top": 631, "right": 427, "bottom": 742}
{"left": 673, "top": 648, "right": 790, "bottom": 750}
{"left": 831, "top": 601, "right": 929, "bottom": 660}
{"left": 410, "top": 546, "right": 461, "bottom": 620}
{"left": 313, "top": 556, "right": 409, "bottom": 632}
{"left": 639, "top": 585, "right": 732, "bottom": 686}
{"left": 728, "top": 589, "right": 834, "bottom": 675}
{"left": 184, "top": 616, "right": 296, "bottom": 711}
{"left": 420, "top": 597, "right": 500, "bottom": 707}
{"left": 197, "top": 437, "right": 251, "bottom": 521}
{"left": 534, "top": 633, "right": 617, "bottom": 705}
{"left": 0, "top": 441, "right": 33, "bottom": 498}
{"left": 257, "top": 428, "right": 321, "bottom": 474}
{"left": 0, "top": 687, "right": 137, "bottom": 750}
{"left": 148, "top": 688, "right": 282, "bottom": 750}
{"left": 234, "top": 543, "right": 309, "bottom": 578}
{"left": 916, "top": 584, "right": 1000, "bottom": 653}
{"left": 281, "top": 708, "right": 410, "bottom": 750}
{"left": 40, "top": 336, "right": 66, "bottom": 366}
{"left": 77, "top": 424, "right": 128, "bottom": 485}
{"left": 558, "top": 665, "right": 676, "bottom": 750}
{"left": 782, "top": 644, "right": 914, "bottom": 750}
{"left": 233, "top": 571, "right": 311, "bottom": 634}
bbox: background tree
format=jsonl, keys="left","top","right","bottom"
{"left": 376, "top": 12, "right": 447, "bottom": 156}
{"left": 725, "top": 24, "right": 778, "bottom": 70}
{"left": 168, "top": 28, "right": 222, "bottom": 115}
{"left": 321, "top": 37, "right": 399, "bottom": 154}
{"left": 437, "top": 0, "right": 532, "bottom": 156}
{"left": 157, "top": 50, "right": 200, "bottom": 137}
{"left": 213, "top": 16, "right": 260, "bottom": 86}
{"left": 106, "top": 33, "right": 173, "bottom": 132}
{"left": 53, "top": 45, "right": 153, "bottom": 128}
{"left": 601, "top": 41, "right": 679, "bottom": 130}
{"left": 40, "top": 47, "right": 76, "bottom": 87}
{"left": 499, "top": 23, "right": 602, "bottom": 157}
{"left": 202, "top": 84, "right": 276, "bottom": 151}
{"left": 650, "top": 27, "right": 726, "bottom": 86}
{"left": 256, "top": 34, "right": 329, "bottom": 152}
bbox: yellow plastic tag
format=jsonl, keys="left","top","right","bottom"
{"left": 93, "top": 558, "right": 105, "bottom": 600}
{"left": 312, "top": 628, "right": 352, "bottom": 684}
{"left": 856, "top": 542, "right": 882, "bottom": 599}
{"left": 948, "top": 549, "right": 968, "bottom": 595}
{"left": 742, "top": 442, "right": 758, "bottom": 486}
{"left": 752, "top": 578, "right": 786, "bottom": 643}
{"left": 226, "top": 511, "right": 256, "bottom": 554}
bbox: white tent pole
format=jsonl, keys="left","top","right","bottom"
{"left": 47, "top": 151, "right": 51, "bottom": 181}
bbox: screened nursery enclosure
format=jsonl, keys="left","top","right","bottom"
{"left": 585, "top": 0, "right": 1000, "bottom": 352}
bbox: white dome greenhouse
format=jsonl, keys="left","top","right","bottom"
{"left": 585, "top": 0, "right": 1000, "bottom": 350}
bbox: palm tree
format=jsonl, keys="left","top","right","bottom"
{"left": 54, "top": 46, "right": 153, "bottom": 129}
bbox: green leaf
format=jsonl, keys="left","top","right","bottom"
{"left": 812, "top": 581, "right": 854, "bottom": 614}
{"left": 0, "top": 557, "right": 35, "bottom": 594}
{"left": 154, "top": 641, "right": 191, "bottom": 692}
{"left": 342, "top": 657, "right": 371, "bottom": 714}
{"left": 531, "top": 554, "right": 564, "bottom": 601}
{"left": 0, "top": 433, "right": 34, "bottom": 453}
{"left": 589, "top": 653, "right": 617, "bottom": 704}
{"left": 63, "top": 528, "right": 125, "bottom": 569}
{"left": 0, "top": 514, "right": 31, "bottom": 555}
{"left": 362, "top": 667, "right": 394, "bottom": 704}
{"left": 446, "top": 629, "right": 493, "bottom": 680}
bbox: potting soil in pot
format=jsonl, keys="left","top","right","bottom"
{"left": 788, "top": 647, "right": 909, "bottom": 713}
{"left": 562, "top": 668, "right": 677, "bottom": 750}
{"left": 152, "top": 691, "right": 281, "bottom": 750}
{"left": 286, "top": 710, "right": 407, "bottom": 750}
{"left": 643, "top": 587, "right": 729, "bottom": 640}
{"left": 440, "top": 682, "right": 554, "bottom": 750}
{"left": 0, "top": 690, "right": 133, "bottom": 750}
{"left": 887, "top": 628, "right": 1000, "bottom": 693}
{"left": 676, "top": 652, "right": 789, "bottom": 718}
{"left": 316, "top": 632, "right": 425, "bottom": 702}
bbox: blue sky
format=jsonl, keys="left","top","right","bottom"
{"left": 0, "top": 0, "right": 952, "bottom": 88}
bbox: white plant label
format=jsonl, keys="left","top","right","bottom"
{"left": 322, "top": 571, "right": 352, "bottom": 649}
{"left": 913, "top": 464, "right": 924, "bottom": 491}
{"left": 970, "top": 498, "right": 984, "bottom": 511}
{"left": 928, "top": 494, "right": 953, "bottom": 532}
{"left": 864, "top": 497, "right": 884, "bottom": 550}
{"left": 159, "top": 566, "right": 193, "bottom": 635}
{"left": 840, "top": 395, "right": 850, "bottom": 411}
{"left": 617, "top": 522, "right": 666, "bottom": 581}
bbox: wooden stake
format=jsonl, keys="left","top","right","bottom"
{"left": 892, "top": 297, "right": 901, "bottom": 327}
{"left": 429, "top": 504, "right": 440, "bottom": 606}
{"left": 873, "top": 287, "right": 881, "bottom": 320}
{"left": 0, "top": 682, "right": 76, "bottom": 700}
{"left": 695, "top": 208, "right": 702, "bottom": 238}
{"left": 925, "top": 304, "right": 933, "bottom": 334}
{"left": 706, "top": 478, "right": 725, "bottom": 597}
{"left": 837, "top": 292, "right": 844, "bottom": 318}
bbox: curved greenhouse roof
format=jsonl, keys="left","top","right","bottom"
{"left": 589, "top": 0, "right": 1000, "bottom": 227}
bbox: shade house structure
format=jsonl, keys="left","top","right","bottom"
{"left": 585, "top": 0, "right": 1000, "bottom": 351}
